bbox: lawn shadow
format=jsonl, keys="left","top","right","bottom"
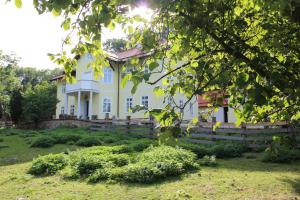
{"left": 216, "top": 154, "right": 300, "bottom": 173}
{"left": 279, "top": 177, "right": 300, "bottom": 194}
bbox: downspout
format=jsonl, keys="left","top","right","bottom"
{"left": 117, "top": 63, "right": 120, "bottom": 118}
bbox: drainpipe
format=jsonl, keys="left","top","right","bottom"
{"left": 117, "top": 63, "right": 120, "bottom": 118}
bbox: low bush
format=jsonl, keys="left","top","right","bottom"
{"left": 0, "top": 138, "right": 3, "bottom": 142}
{"left": 211, "top": 143, "right": 247, "bottom": 158}
{"left": 179, "top": 143, "right": 211, "bottom": 158}
{"left": 129, "top": 139, "right": 155, "bottom": 152}
{"left": 199, "top": 155, "right": 217, "bottom": 167}
{"left": 76, "top": 137, "right": 103, "bottom": 147}
{"left": 30, "top": 136, "right": 56, "bottom": 148}
{"left": 101, "top": 136, "right": 119, "bottom": 144}
{"left": 262, "top": 145, "right": 300, "bottom": 163}
{"left": 52, "top": 134, "right": 82, "bottom": 144}
{"left": 28, "top": 153, "right": 68, "bottom": 175}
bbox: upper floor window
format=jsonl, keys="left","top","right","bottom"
{"left": 126, "top": 97, "right": 133, "bottom": 112}
{"left": 179, "top": 100, "right": 184, "bottom": 113}
{"left": 144, "top": 66, "right": 150, "bottom": 74}
{"left": 70, "top": 105, "right": 75, "bottom": 115}
{"left": 62, "top": 85, "right": 66, "bottom": 93}
{"left": 103, "top": 98, "right": 111, "bottom": 113}
{"left": 103, "top": 68, "right": 113, "bottom": 83}
{"left": 141, "top": 96, "right": 149, "bottom": 109}
{"left": 189, "top": 102, "right": 193, "bottom": 115}
{"left": 126, "top": 66, "right": 133, "bottom": 74}
{"left": 61, "top": 106, "right": 65, "bottom": 114}
{"left": 82, "top": 71, "right": 92, "bottom": 80}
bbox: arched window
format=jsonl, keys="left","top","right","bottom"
{"left": 103, "top": 68, "right": 113, "bottom": 83}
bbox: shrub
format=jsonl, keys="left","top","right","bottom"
{"left": 199, "top": 155, "right": 217, "bottom": 167}
{"left": 129, "top": 139, "right": 155, "bottom": 152}
{"left": 179, "top": 143, "right": 211, "bottom": 158}
{"left": 76, "top": 137, "right": 103, "bottom": 147}
{"left": 102, "top": 136, "right": 119, "bottom": 144}
{"left": 30, "top": 136, "right": 56, "bottom": 148}
{"left": 210, "top": 143, "right": 247, "bottom": 158}
{"left": 28, "top": 153, "right": 68, "bottom": 175}
{"left": 0, "top": 138, "right": 3, "bottom": 142}
{"left": 53, "top": 134, "right": 82, "bottom": 144}
{"left": 262, "top": 145, "right": 300, "bottom": 163}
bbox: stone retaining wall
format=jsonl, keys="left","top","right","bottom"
{"left": 38, "top": 119, "right": 93, "bottom": 129}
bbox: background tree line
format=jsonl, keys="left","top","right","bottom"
{"left": 0, "top": 50, "right": 60, "bottom": 126}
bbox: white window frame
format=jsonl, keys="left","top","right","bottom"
{"left": 125, "top": 97, "right": 133, "bottom": 113}
{"left": 141, "top": 96, "right": 149, "bottom": 109}
{"left": 189, "top": 102, "right": 193, "bottom": 115}
{"left": 102, "top": 97, "right": 112, "bottom": 113}
{"left": 103, "top": 67, "right": 113, "bottom": 83}
{"left": 62, "top": 84, "right": 66, "bottom": 94}
{"left": 70, "top": 105, "right": 75, "bottom": 115}
{"left": 61, "top": 106, "right": 65, "bottom": 114}
{"left": 144, "top": 66, "right": 150, "bottom": 74}
{"left": 179, "top": 100, "right": 184, "bottom": 113}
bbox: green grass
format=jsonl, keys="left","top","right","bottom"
{"left": 0, "top": 157, "right": 299, "bottom": 200}
{"left": 0, "top": 128, "right": 299, "bottom": 199}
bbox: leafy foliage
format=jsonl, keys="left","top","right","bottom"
{"left": 21, "top": 0, "right": 300, "bottom": 126}
{"left": 22, "top": 82, "right": 58, "bottom": 125}
{"left": 75, "top": 137, "right": 103, "bottom": 147}
{"left": 30, "top": 136, "right": 56, "bottom": 148}
{"left": 28, "top": 153, "right": 68, "bottom": 175}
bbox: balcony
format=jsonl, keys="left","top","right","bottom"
{"left": 66, "top": 80, "right": 100, "bottom": 93}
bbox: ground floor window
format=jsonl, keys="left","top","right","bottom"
{"left": 141, "top": 96, "right": 149, "bottom": 109}
{"left": 70, "top": 105, "right": 75, "bottom": 115}
{"left": 103, "top": 98, "right": 111, "bottom": 113}
{"left": 61, "top": 106, "right": 64, "bottom": 114}
{"left": 126, "top": 97, "right": 133, "bottom": 112}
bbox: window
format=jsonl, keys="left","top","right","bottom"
{"left": 167, "top": 97, "right": 172, "bottom": 105}
{"left": 144, "top": 66, "right": 150, "bottom": 74}
{"left": 141, "top": 96, "right": 149, "bottom": 109}
{"left": 126, "top": 97, "right": 133, "bottom": 112}
{"left": 126, "top": 66, "right": 133, "bottom": 74}
{"left": 82, "top": 71, "right": 92, "bottom": 80}
{"left": 70, "top": 105, "right": 75, "bottom": 115}
{"left": 179, "top": 100, "right": 184, "bottom": 113}
{"left": 189, "top": 102, "right": 193, "bottom": 115}
{"left": 103, "top": 68, "right": 113, "bottom": 83}
{"left": 62, "top": 85, "right": 66, "bottom": 93}
{"left": 61, "top": 106, "right": 65, "bottom": 114}
{"left": 103, "top": 98, "right": 111, "bottom": 113}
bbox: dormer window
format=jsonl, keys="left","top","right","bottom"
{"left": 103, "top": 68, "right": 113, "bottom": 83}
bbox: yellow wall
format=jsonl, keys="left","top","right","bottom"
{"left": 55, "top": 54, "right": 198, "bottom": 120}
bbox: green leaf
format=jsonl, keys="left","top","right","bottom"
{"left": 153, "top": 87, "right": 165, "bottom": 97}
{"left": 149, "top": 62, "right": 159, "bottom": 70}
{"left": 15, "top": 0, "right": 22, "bottom": 8}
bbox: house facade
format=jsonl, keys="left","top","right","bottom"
{"left": 198, "top": 91, "right": 237, "bottom": 123}
{"left": 52, "top": 49, "right": 198, "bottom": 121}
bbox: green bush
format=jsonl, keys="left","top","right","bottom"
{"left": 30, "top": 136, "right": 56, "bottom": 148}
{"left": 179, "top": 143, "right": 211, "bottom": 158}
{"left": 76, "top": 137, "right": 103, "bottom": 147}
{"left": 28, "top": 153, "right": 68, "bottom": 175}
{"left": 199, "top": 155, "right": 217, "bottom": 167}
{"left": 102, "top": 136, "right": 119, "bottom": 144}
{"left": 210, "top": 143, "right": 247, "bottom": 158}
{"left": 262, "top": 145, "right": 300, "bottom": 163}
{"left": 52, "top": 134, "right": 82, "bottom": 144}
{"left": 0, "top": 138, "right": 3, "bottom": 142}
{"left": 129, "top": 139, "right": 155, "bottom": 152}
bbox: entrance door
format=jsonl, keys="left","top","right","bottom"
{"left": 86, "top": 100, "right": 89, "bottom": 119}
{"left": 80, "top": 100, "right": 89, "bottom": 119}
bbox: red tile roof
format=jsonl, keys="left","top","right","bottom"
{"left": 198, "top": 91, "right": 228, "bottom": 107}
{"left": 106, "top": 47, "right": 152, "bottom": 61}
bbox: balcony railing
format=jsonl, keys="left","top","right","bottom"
{"left": 66, "top": 80, "right": 100, "bottom": 93}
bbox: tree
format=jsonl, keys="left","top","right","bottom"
{"left": 0, "top": 51, "right": 21, "bottom": 120}
{"left": 103, "top": 38, "right": 127, "bottom": 52}
{"left": 21, "top": 0, "right": 300, "bottom": 125}
{"left": 22, "top": 81, "right": 58, "bottom": 126}
{"left": 10, "top": 89, "right": 23, "bottom": 123}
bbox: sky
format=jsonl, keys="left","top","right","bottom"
{"left": 0, "top": 1, "right": 127, "bottom": 69}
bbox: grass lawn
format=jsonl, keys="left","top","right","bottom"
{"left": 0, "top": 128, "right": 299, "bottom": 200}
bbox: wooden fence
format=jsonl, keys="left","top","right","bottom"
{"left": 185, "top": 121, "right": 300, "bottom": 148}
{"left": 90, "top": 117, "right": 156, "bottom": 138}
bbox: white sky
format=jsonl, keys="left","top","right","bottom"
{"left": 0, "top": 1, "right": 127, "bottom": 69}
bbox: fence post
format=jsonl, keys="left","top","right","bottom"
{"left": 241, "top": 122, "right": 247, "bottom": 144}
{"left": 211, "top": 117, "right": 216, "bottom": 141}
{"left": 126, "top": 115, "right": 131, "bottom": 134}
{"left": 149, "top": 115, "right": 155, "bottom": 138}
